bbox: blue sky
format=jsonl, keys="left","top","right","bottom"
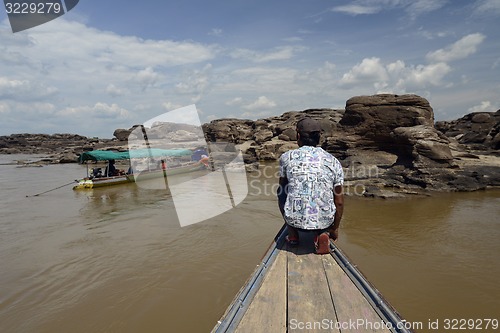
{"left": 1, "top": 0, "right": 499, "bottom": 137}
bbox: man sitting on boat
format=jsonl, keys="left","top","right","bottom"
{"left": 277, "top": 118, "right": 344, "bottom": 255}
{"left": 191, "top": 147, "right": 210, "bottom": 168}
{"left": 91, "top": 167, "right": 103, "bottom": 178}
{"left": 105, "top": 159, "right": 124, "bottom": 177}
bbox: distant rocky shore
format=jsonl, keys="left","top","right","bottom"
{"left": 0, "top": 133, "right": 128, "bottom": 164}
{"left": 1, "top": 94, "right": 499, "bottom": 197}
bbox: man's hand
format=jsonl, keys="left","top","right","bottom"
{"left": 328, "top": 228, "right": 339, "bottom": 241}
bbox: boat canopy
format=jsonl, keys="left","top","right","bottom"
{"left": 79, "top": 148, "right": 193, "bottom": 163}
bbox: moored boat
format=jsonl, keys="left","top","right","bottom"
{"left": 73, "top": 148, "right": 208, "bottom": 190}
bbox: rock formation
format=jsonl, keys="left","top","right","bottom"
{"left": 436, "top": 110, "right": 500, "bottom": 150}
{"left": 1, "top": 94, "right": 499, "bottom": 197}
{"left": 200, "top": 94, "right": 499, "bottom": 197}
{"left": 336, "top": 94, "right": 453, "bottom": 167}
{"left": 0, "top": 133, "right": 106, "bottom": 163}
{"left": 201, "top": 94, "right": 454, "bottom": 167}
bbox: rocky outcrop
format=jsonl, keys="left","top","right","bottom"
{"left": 436, "top": 110, "right": 500, "bottom": 150}
{"left": 0, "top": 133, "right": 97, "bottom": 155}
{"left": 1, "top": 94, "right": 499, "bottom": 197}
{"left": 0, "top": 122, "right": 208, "bottom": 163}
{"left": 0, "top": 133, "right": 123, "bottom": 163}
{"left": 340, "top": 94, "right": 434, "bottom": 143}
{"left": 200, "top": 94, "right": 454, "bottom": 169}
{"left": 202, "top": 118, "right": 254, "bottom": 143}
{"left": 200, "top": 94, "right": 499, "bottom": 196}
{"left": 113, "top": 128, "right": 133, "bottom": 141}
{"left": 337, "top": 94, "right": 452, "bottom": 168}
{"left": 202, "top": 108, "right": 344, "bottom": 161}
{"left": 115, "top": 122, "right": 205, "bottom": 142}
{"left": 392, "top": 126, "right": 453, "bottom": 168}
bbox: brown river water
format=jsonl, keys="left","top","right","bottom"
{"left": 1, "top": 155, "right": 499, "bottom": 333}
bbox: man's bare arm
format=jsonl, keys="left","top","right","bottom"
{"left": 277, "top": 176, "right": 288, "bottom": 216}
{"left": 329, "top": 185, "right": 344, "bottom": 240}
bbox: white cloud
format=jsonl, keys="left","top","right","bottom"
{"left": 406, "top": 0, "right": 448, "bottom": 19}
{"left": 225, "top": 97, "right": 243, "bottom": 106}
{"left": 0, "top": 18, "right": 219, "bottom": 135}
{"left": 386, "top": 60, "right": 451, "bottom": 89}
{"left": 241, "top": 110, "right": 275, "bottom": 119}
{"left": 58, "top": 103, "right": 131, "bottom": 119}
{"left": 30, "top": 20, "right": 215, "bottom": 68}
{"left": 404, "top": 62, "right": 451, "bottom": 87}
{"left": 474, "top": 0, "right": 500, "bottom": 15}
{"left": 161, "top": 101, "right": 185, "bottom": 111}
{"left": 230, "top": 46, "right": 304, "bottom": 63}
{"left": 416, "top": 27, "right": 452, "bottom": 40}
{"left": 329, "top": 0, "right": 447, "bottom": 18}
{"left": 307, "top": 61, "right": 336, "bottom": 83}
{"left": 0, "top": 77, "right": 58, "bottom": 100}
{"left": 426, "top": 33, "right": 486, "bottom": 63}
{"left": 331, "top": 5, "right": 381, "bottom": 15}
{"left": 339, "top": 57, "right": 388, "bottom": 88}
{"left": 1, "top": 18, "right": 215, "bottom": 93}
{"left": 174, "top": 64, "right": 212, "bottom": 104}
{"left": 468, "top": 101, "right": 495, "bottom": 113}
{"left": 135, "top": 67, "right": 160, "bottom": 90}
{"left": 283, "top": 37, "right": 303, "bottom": 43}
{"left": 106, "top": 84, "right": 125, "bottom": 97}
{"left": 208, "top": 28, "right": 223, "bottom": 36}
{"left": 0, "top": 102, "right": 10, "bottom": 114}
{"left": 242, "top": 96, "right": 277, "bottom": 110}
{"left": 323, "top": 61, "right": 336, "bottom": 71}
{"left": 223, "top": 67, "right": 298, "bottom": 93}
{"left": 339, "top": 57, "right": 452, "bottom": 93}
{"left": 387, "top": 60, "right": 406, "bottom": 75}
{"left": 31, "top": 102, "right": 57, "bottom": 115}
{"left": 0, "top": 101, "right": 56, "bottom": 117}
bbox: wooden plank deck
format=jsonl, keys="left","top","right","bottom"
{"left": 213, "top": 227, "right": 410, "bottom": 333}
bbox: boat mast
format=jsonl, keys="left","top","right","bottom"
{"left": 140, "top": 125, "right": 153, "bottom": 171}
{"left": 140, "top": 125, "right": 169, "bottom": 189}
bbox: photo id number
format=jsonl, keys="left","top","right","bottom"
{"left": 5, "top": 2, "right": 62, "bottom": 14}
{"left": 443, "top": 318, "right": 498, "bottom": 330}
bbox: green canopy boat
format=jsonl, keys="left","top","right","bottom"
{"left": 73, "top": 148, "right": 208, "bottom": 190}
{"left": 78, "top": 148, "right": 193, "bottom": 163}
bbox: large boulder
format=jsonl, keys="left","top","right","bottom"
{"left": 392, "top": 125, "right": 453, "bottom": 168}
{"left": 113, "top": 128, "right": 131, "bottom": 141}
{"left": 202, "top": 119, "right": 254, "bottom": 143}
{"left": 336, "top": 94, "right": 455, "bottom": 168}
{"left": 340, "top": 94, "right": 434, "bottom": 147}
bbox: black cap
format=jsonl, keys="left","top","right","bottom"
{"left": 296, "top": 118, "right": 321, "bottom": 133}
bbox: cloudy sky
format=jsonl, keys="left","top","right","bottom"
{"left": 1, "top": 0, "right": 499, "bottom": 137}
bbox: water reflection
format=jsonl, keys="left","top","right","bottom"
{"left": 75, "top": 184, "right": 168, "bottom": 226}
